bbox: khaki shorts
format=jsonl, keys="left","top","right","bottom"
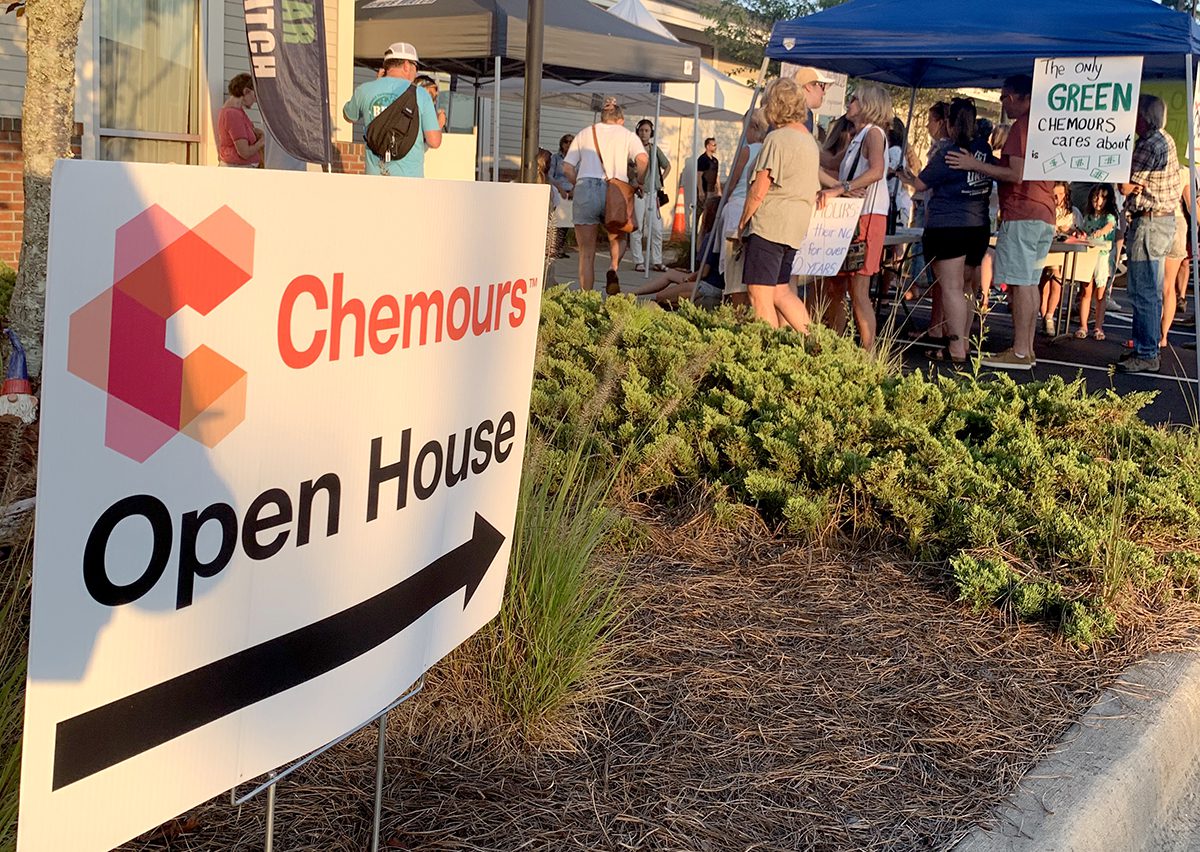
{"left": 994, "top": 219, "right": 1055, "bottom": 286}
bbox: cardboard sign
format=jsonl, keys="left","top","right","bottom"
{"left": 791, "top": 197, "right": 865, "bottom": 277}
{"left": 1025, "top": 56, "right": 1142, "bottom": 183}
{"left": 19, "top": 161, "right": 548, "bottom": 851}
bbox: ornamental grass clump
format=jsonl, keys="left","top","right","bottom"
{"left": 475, "top": 431, "right": 626, "bottom": 740}
{"left": 533, "top": 289, "right": 1200, "bottom": 645}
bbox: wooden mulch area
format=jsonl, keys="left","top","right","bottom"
{"left": 123, "top": 506, "right": 1199, "bottom": 852}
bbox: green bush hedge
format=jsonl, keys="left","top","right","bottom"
{"left": 531, "top": 289, "right": 1200, "bottom": 645}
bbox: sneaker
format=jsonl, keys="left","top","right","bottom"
{"left": 1116, "top": 355, "right": 1160, "bottom": 373}
{"left": 605, "top": 269, "right": 621, "bottom": 296}
{"left": 1107, "top": 296, "right": 1124, "bottom": 312}
{"left": 979, "top": 348, "right": 1036, "bottom": 371}
{"left": 1043, "top": 317, "right": 1055, "bottom": 335}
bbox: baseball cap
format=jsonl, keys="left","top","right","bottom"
{"left": 383, "top": 42, "right": 419, "bottom": 64}
{"left": 793, "top": 66, "right": 835, "bottom": 86}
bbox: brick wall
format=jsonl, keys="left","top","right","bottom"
{"left": 0, "top": 119, "right": 83, "bottom": 271}
{"left": 332, "top": 140, "right": 365, "bottom": 175}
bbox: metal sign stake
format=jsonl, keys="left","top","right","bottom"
{"left": 228, "top": 677, "right": 425, "bottom": 852}
{"left": 371, "top": 711, "right": 389, "bottom": 852}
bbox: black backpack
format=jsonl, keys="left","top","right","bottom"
{"left": 364, "top": 84, "right": 420, "bottom": 163}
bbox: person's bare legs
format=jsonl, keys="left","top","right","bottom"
{"left": 633, "top": 269, "right": 689, "bottom": 296}
{"left": 747, "top": 284, "right": 782, "bottom": 328}
{"left": 1077, "top": 280, "right": 1094, "bottom": 334}
{"left": 1040, "top": 268, "right": 1062, "bottom": 329}
{"left": 772, "top": 285, "right": 811, "bottom": 332}
{"left": 575, "top": 224, "right": 598, "bottom": 291}
{"left": 934, "top": 257, "right": 969, "bottom": 360}
{"left": 849, "top": 273, "right": 876, "bottom": 351}
{"left": 607, "top": 231, "right": 625, "bottom": 274}
{"left": 822, "top": 274, "right": 850, "bottom": 334}
{"left": 1162, "top": 255, "right": 1184, "bottom": 346}
{"left": 1093, "top": 284, "right": 1107, "bottom": 336}
{"left": 979, "top": 249, "right": 994, "bottom": 310}
{"left": 1010, "top": 283, "right": 1039, "bottom": 358}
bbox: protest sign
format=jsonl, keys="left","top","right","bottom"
{"left": 19, "top": 161, "right": 548, "bottom": 851}
{"left": 1025, "top": 56, "right": 1142, "bottom": 183}
{"left": 791, "top": 197, "right": 865, "bottom": 277}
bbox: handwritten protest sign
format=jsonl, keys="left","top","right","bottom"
{"left": 791, "top": 197, "right": 864, "bottom": 277}
{"left": 1025, "top": 56, "right": 1142, "bottom": 183}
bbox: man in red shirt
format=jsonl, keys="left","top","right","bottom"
{"left": 948, "top": 74, "right": 1055, "bottom": 369}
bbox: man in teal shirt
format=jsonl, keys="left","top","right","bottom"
{"left": 343, "top": 42, "right": 442, "bottom": 177}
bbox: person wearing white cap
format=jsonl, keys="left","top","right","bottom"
{"left": 792, "top": 66, "right": 834, "bottom": 131}
{"left": 343, "top": 41, "right": 442, "bottom": 177}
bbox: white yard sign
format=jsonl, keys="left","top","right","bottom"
{"left": 19, "top": 161, "right": 548, "bottom": 851}
{"left": 791, "top": 197, "right": 864, "bottom": 277}
{"left": 1025, "top": 55, "right": 1143, "bottom": 183}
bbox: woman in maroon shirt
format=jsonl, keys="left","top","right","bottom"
{"left": 218, "top": 73, "right": 264, "bottom": 167}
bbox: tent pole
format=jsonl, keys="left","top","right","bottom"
{"left": 1187, "top": 54, "right": 1200, "bottom": 412}
{"left": 695, "top": 57, "right": 769, "bottom": 290}
{"left": 493, "top": 57, "right": 501, "bottom": 181}
{"left": 691, "top": 80, "right": 700, "bottom": 273}
{"left": 892, "top": 86, "right": 917, "bottom": 231}
{"left": 645, "top": 89, "right": 662, "bottom": 279}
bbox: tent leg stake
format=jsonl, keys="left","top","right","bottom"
{"left": 264, "top": 771, "right": 278, "bottom": 852}
{"left": 371, "top": 711, "right": 388, "bottom": 852}
{"left": 1187, "top": 53, "right": 1200, "bottom": 415}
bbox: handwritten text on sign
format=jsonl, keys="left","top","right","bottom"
{"left": 1025, "top": 56, "right": 1142, "bottom": 183}
{"left": 791, "top": 197, "right": 865, "bottom": 277}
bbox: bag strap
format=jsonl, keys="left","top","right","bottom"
{"left": 592, "top": 124, "right": 610, "bottom": 181}
{"left": 845, "top": 131, "right": 866, "bottom": 184}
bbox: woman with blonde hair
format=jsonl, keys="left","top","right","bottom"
{"left": 736, "top": 72, "right": 826, "bottom": 331}
{"left": 562, "top": 97, "right": 648, "bottom": 293}
{"left": 815, "top": 82, "right": 893, "bottom": 351}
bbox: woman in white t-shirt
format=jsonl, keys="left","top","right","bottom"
{"left": 814, "top": 82, "right": 893, "bottom": 352}
{"left": 563, "top": 98, "right": 648, "bottom": 294}
{"left": 720, "top": 108, "right": 769, "bottom": 304}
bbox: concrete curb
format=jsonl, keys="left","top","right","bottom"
{"left": 955, "top": 649, "right": 1200, "bottom": 852}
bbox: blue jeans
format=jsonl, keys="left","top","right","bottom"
{"left": 1125, "top": 214, "right": 1175, "bottom": 359}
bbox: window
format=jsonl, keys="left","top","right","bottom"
{"left": 98, "top": 0, "right": 202, "bottom": 164}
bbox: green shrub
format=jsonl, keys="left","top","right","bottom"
{"left": 0, "top": 263, "right": 14, "bottom": 319}
{"left": 533, "top": 289, "right": 1200, "bottom": 644}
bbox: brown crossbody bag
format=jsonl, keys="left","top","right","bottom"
{"left": 594, "top": 125, "right": 635, "bottom": 234}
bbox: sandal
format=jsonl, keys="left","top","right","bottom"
{"left": 633, "top": 263, "right": 646, "bottom": 273}
{"left": 1093, "top": 329, "right": 1106, "bottom": 341}
{"left": 652, "top": 264, "right": 668, "bottom": 272}
{"left": 929, "top": 335, "right": 968, "bottom": 366}
{"left": 1074, "top": 328, "right": 1088, "bottom": 339}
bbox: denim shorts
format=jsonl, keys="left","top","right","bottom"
{"left": 994, "top": 219, "right": 1054, "bottom": 286}
{"left": 572, "top": 178, "right": 606, "bottom": 226}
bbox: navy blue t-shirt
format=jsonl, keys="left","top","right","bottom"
{"left": 919, "top": 138, "right": 995, "bottom": 228}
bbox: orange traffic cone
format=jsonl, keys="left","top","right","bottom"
{"left": 670, "top": 184, "right": 688, "bottom": 240}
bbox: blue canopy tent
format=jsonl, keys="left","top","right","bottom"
{"left": 762, "top": 0, "right": 1200, "bottom": 397}
{"left": 765, "top": 0, "right": 1200, "bottom": 88}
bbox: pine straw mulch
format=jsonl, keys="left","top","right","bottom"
{"left": 122, "top": 504, "right": 1200, "bottom": 852}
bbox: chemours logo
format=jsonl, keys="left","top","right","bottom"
{"left": 67, "top": 205, "right": 254, "bottom": 462}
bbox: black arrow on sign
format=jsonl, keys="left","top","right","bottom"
{"left": 51, "top": 512, "right": 505, "bottom": 791}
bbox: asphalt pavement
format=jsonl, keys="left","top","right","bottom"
{"left": 892, "top": 283, "right": 1200, "bottom": 427}
{"left": 549, "top": 245, "right": 1200, "bottom": 428}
